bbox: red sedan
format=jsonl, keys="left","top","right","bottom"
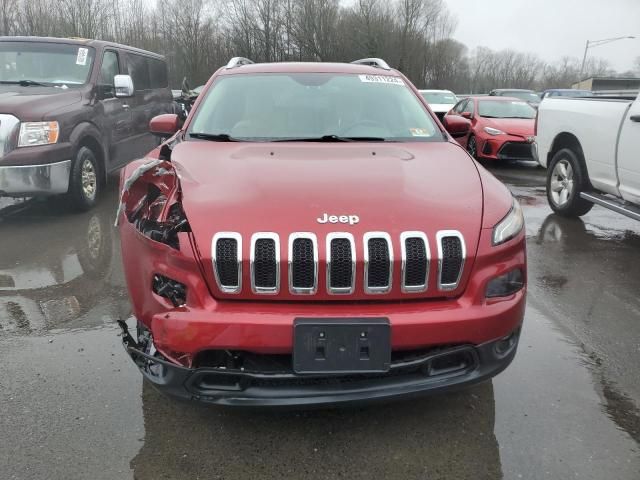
{"left": 446, "top": 96, "right": 536, "bottom": 161}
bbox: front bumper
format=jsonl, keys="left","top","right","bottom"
{"left": 477, "top": 135, "right": 534, "bottom": 161}
{"left": 0, "top": 159, "right": 71, "bottom": 196}
{"left": 120, "top": 322, "right": 521, "bottom": 407}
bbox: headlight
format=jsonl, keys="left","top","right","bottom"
{"left": 492, "top": 198, "right": 524, "bottom": 245}
{"left": 18, "top": 121, "right": 59, "bottom": 147}
{"left": 484, "top": 127, "right": 504, "bottom": 136}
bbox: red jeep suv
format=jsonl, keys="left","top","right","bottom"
{"left": 116, "top": 57, "right": 526, "bottom": 407}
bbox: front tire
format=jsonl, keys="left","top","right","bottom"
{"left": 546, "top": 148, "right": 593, "bottom": 217}
{"left": 67, "top": 146, "right": 101, "bottom": 212}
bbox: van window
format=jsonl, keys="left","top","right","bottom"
{"left": 99, "top": 50, "right": 119, "bottom": 96}
{"left": 127, "top": 53, "right": 150, "bottom": 91}
{"left": 0, "top": 41, "right": 95, "bottom": 86}
{"left": 149, "top": 58, "right": 168, "bottom": 88}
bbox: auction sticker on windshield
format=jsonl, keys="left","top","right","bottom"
{"left": 76, "top": 48, "right": 88, "bottom": 66}
{"left": 359, "top": 75, "right": 404, "bottom": 86}
{"left": 410, "top": 128, "right": 432, "bottom": 137}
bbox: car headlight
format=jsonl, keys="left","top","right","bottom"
{"left": 484, "top": 127, "right": 505, "bottom": 136}
{"left": 492, "top": 198, "right": 524, "bottom": 245}
{"left": 18, "top": 121, "right": 59, "bottom": 147}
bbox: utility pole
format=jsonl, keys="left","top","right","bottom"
{"left": 579, "top": 36, "right": 635, "bottom": 82}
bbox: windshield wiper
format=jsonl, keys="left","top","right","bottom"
{"left": 273, "top": 135, "right": 387, "bottom": 142}
{"left": 189, "top": 132, "right": 242, "bottom": 142}
{"left": 0, "top": 79, "right": 48, "bottom": 87}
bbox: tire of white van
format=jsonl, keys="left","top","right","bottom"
{"left": 67, "top": 146, "right": 101, "bottom": 212}
{"left": 546, "top": 148, "right": 593, "bottom": 217}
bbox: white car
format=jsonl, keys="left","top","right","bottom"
{"left": 536, "top": 95, "right": 640, "bottom": 219}
{"left": 419, "top": 89, "right": 458, "bottom": 120}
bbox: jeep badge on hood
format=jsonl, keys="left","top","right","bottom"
{"left": 317, "top": 213, "right": 360, "bottom": 225}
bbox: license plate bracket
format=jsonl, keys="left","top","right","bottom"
{"left": 293, "top": 318, "right": 391, "bottom": 374}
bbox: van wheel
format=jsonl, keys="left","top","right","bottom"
{"left": 68, "top": 146, "right": 101, "bottom": 211}
{"left": 546, "top": 148, "right": 593, "bottom": 217}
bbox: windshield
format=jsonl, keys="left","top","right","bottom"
{"left": 0, "top": 42, "right": 95, "bottom": 87}
{"left": 421, "top": 91, "right": 457, "bottom": 104}
{"left": 502, "top": 91, "right": 540, "bottom": 103}
{"left": 188, "top": 73, "right": 441, "bottom": 142}
{"left": 478, "top": 100, "right": 536, "bottom": 119}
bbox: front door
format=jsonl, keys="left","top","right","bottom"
{"left": 97, "top": 49, "right": 132, "bottom": 169}
{"left": 617, "top": 100, "right": 640, "bottom": 204}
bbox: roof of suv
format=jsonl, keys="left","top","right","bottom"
{"left": 0, "top": 36, "right": 165, "bottom": 59}
{"left": 219, "top": 62, "right": 402, "bottom": 76}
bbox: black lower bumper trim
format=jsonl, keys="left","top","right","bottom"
{"left": 121, "top": 327, "right": 521, "bottom": 408}
{"left": 497, "top": 142, "right": 534, "bottom": 161}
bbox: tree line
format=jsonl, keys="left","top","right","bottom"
{"left": 0, "top": 0, "right": 634, "bottom": 92}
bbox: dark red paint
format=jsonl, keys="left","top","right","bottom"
{"left": 119, "top": 62, "right": 526, "bottom": 369}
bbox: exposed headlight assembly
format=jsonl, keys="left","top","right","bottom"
{"left": 492, "top": 198, "right": 524, "bottom": 245}
{"left": 18, "top": 121, "right": 59, "bottom": 147}
{"left": 484, "top": 127, "right": 505, "bottom": 136}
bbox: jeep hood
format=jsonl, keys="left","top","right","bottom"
{"left": 171, "top": 140, "right": 484, "bottom": 300}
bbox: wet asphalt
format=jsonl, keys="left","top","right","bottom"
{"left": 0, "top": 162, "right": 639, "bottom": 480}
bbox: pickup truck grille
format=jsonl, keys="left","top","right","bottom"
{"left": 211, "top": 231, "right": 465, "bottom": 297}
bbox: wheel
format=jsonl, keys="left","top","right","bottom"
{"left": 546, "top": 148, "right": 593, "bottom": 217}
{"left": 67, "top": 146, "right": 101, "bottom": 211}
{"left": 466, "top": 134, "right": 478, "bottom": 159}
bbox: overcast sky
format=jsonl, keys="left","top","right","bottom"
{"left": 443, "top": 0, "right": 640, "bottom": 72}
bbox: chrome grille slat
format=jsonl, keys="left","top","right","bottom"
{"left": 211, "top": 232, "right": 242, "bottom": 294}
{"left": 250, "top": 232, "right": 280, "bottom": 294}
{"left": 326, "top": 233, "right": 355, "bottom": 294}
{"left": 364, "top": 232, "right": 392, "bottom": 294}
{"left": 400, "top": 231, "right": 429, "bottom": 293}
{"left": 211, "top": 231, "right": 464, "bottom": 296}
{"left": 288, "top": 233, "right": 318, "bottom": 295}
{"left": 436, "top": 230, "right": 466, "bottom": 291}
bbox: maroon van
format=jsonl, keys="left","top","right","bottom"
{"left": 0, "top": 37, "right": 173, "bottom": 210}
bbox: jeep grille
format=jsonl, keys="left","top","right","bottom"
{"left": 211, "top": 230, "right": 465, "bottom": 296}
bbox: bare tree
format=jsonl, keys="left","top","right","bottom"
{"left": 3, "top": 0, "right": 626, "bottom": 91}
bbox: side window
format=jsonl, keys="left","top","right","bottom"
{"left": 462, "top": 100, "right": 475, "bottom": 115}
{"left": 149, "top": 58, "right": 168, "bottom": 89}
{"left": 99, "top": 50, "right": 119, "bottom": 96}
{"left": 454, "top": 100, "right": 467, "bottom": 114}
{"left": 127, "top": 53, "right": 150, "bottom": 91}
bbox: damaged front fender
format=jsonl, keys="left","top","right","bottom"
{"left": 116, "top": 155, "right": 213, "bottom": 366}
{"left": 115, "top": 158, "right": 190, "bottom": 250}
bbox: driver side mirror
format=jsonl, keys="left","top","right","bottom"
{"left": 150, "top": 114, "right": 180, "bottom": 137}
{"left": 442, "top": 115, "right": 471, "bottom": 138}
{"left": 114, "top": 74, "right": 134, "bottom": 97}
{"left": 461, "top": 111, "right": 472, "bottom": 120}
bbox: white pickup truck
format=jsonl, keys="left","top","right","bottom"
{"left": 535, "top": 95, "right": 640, "bottom": 219}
